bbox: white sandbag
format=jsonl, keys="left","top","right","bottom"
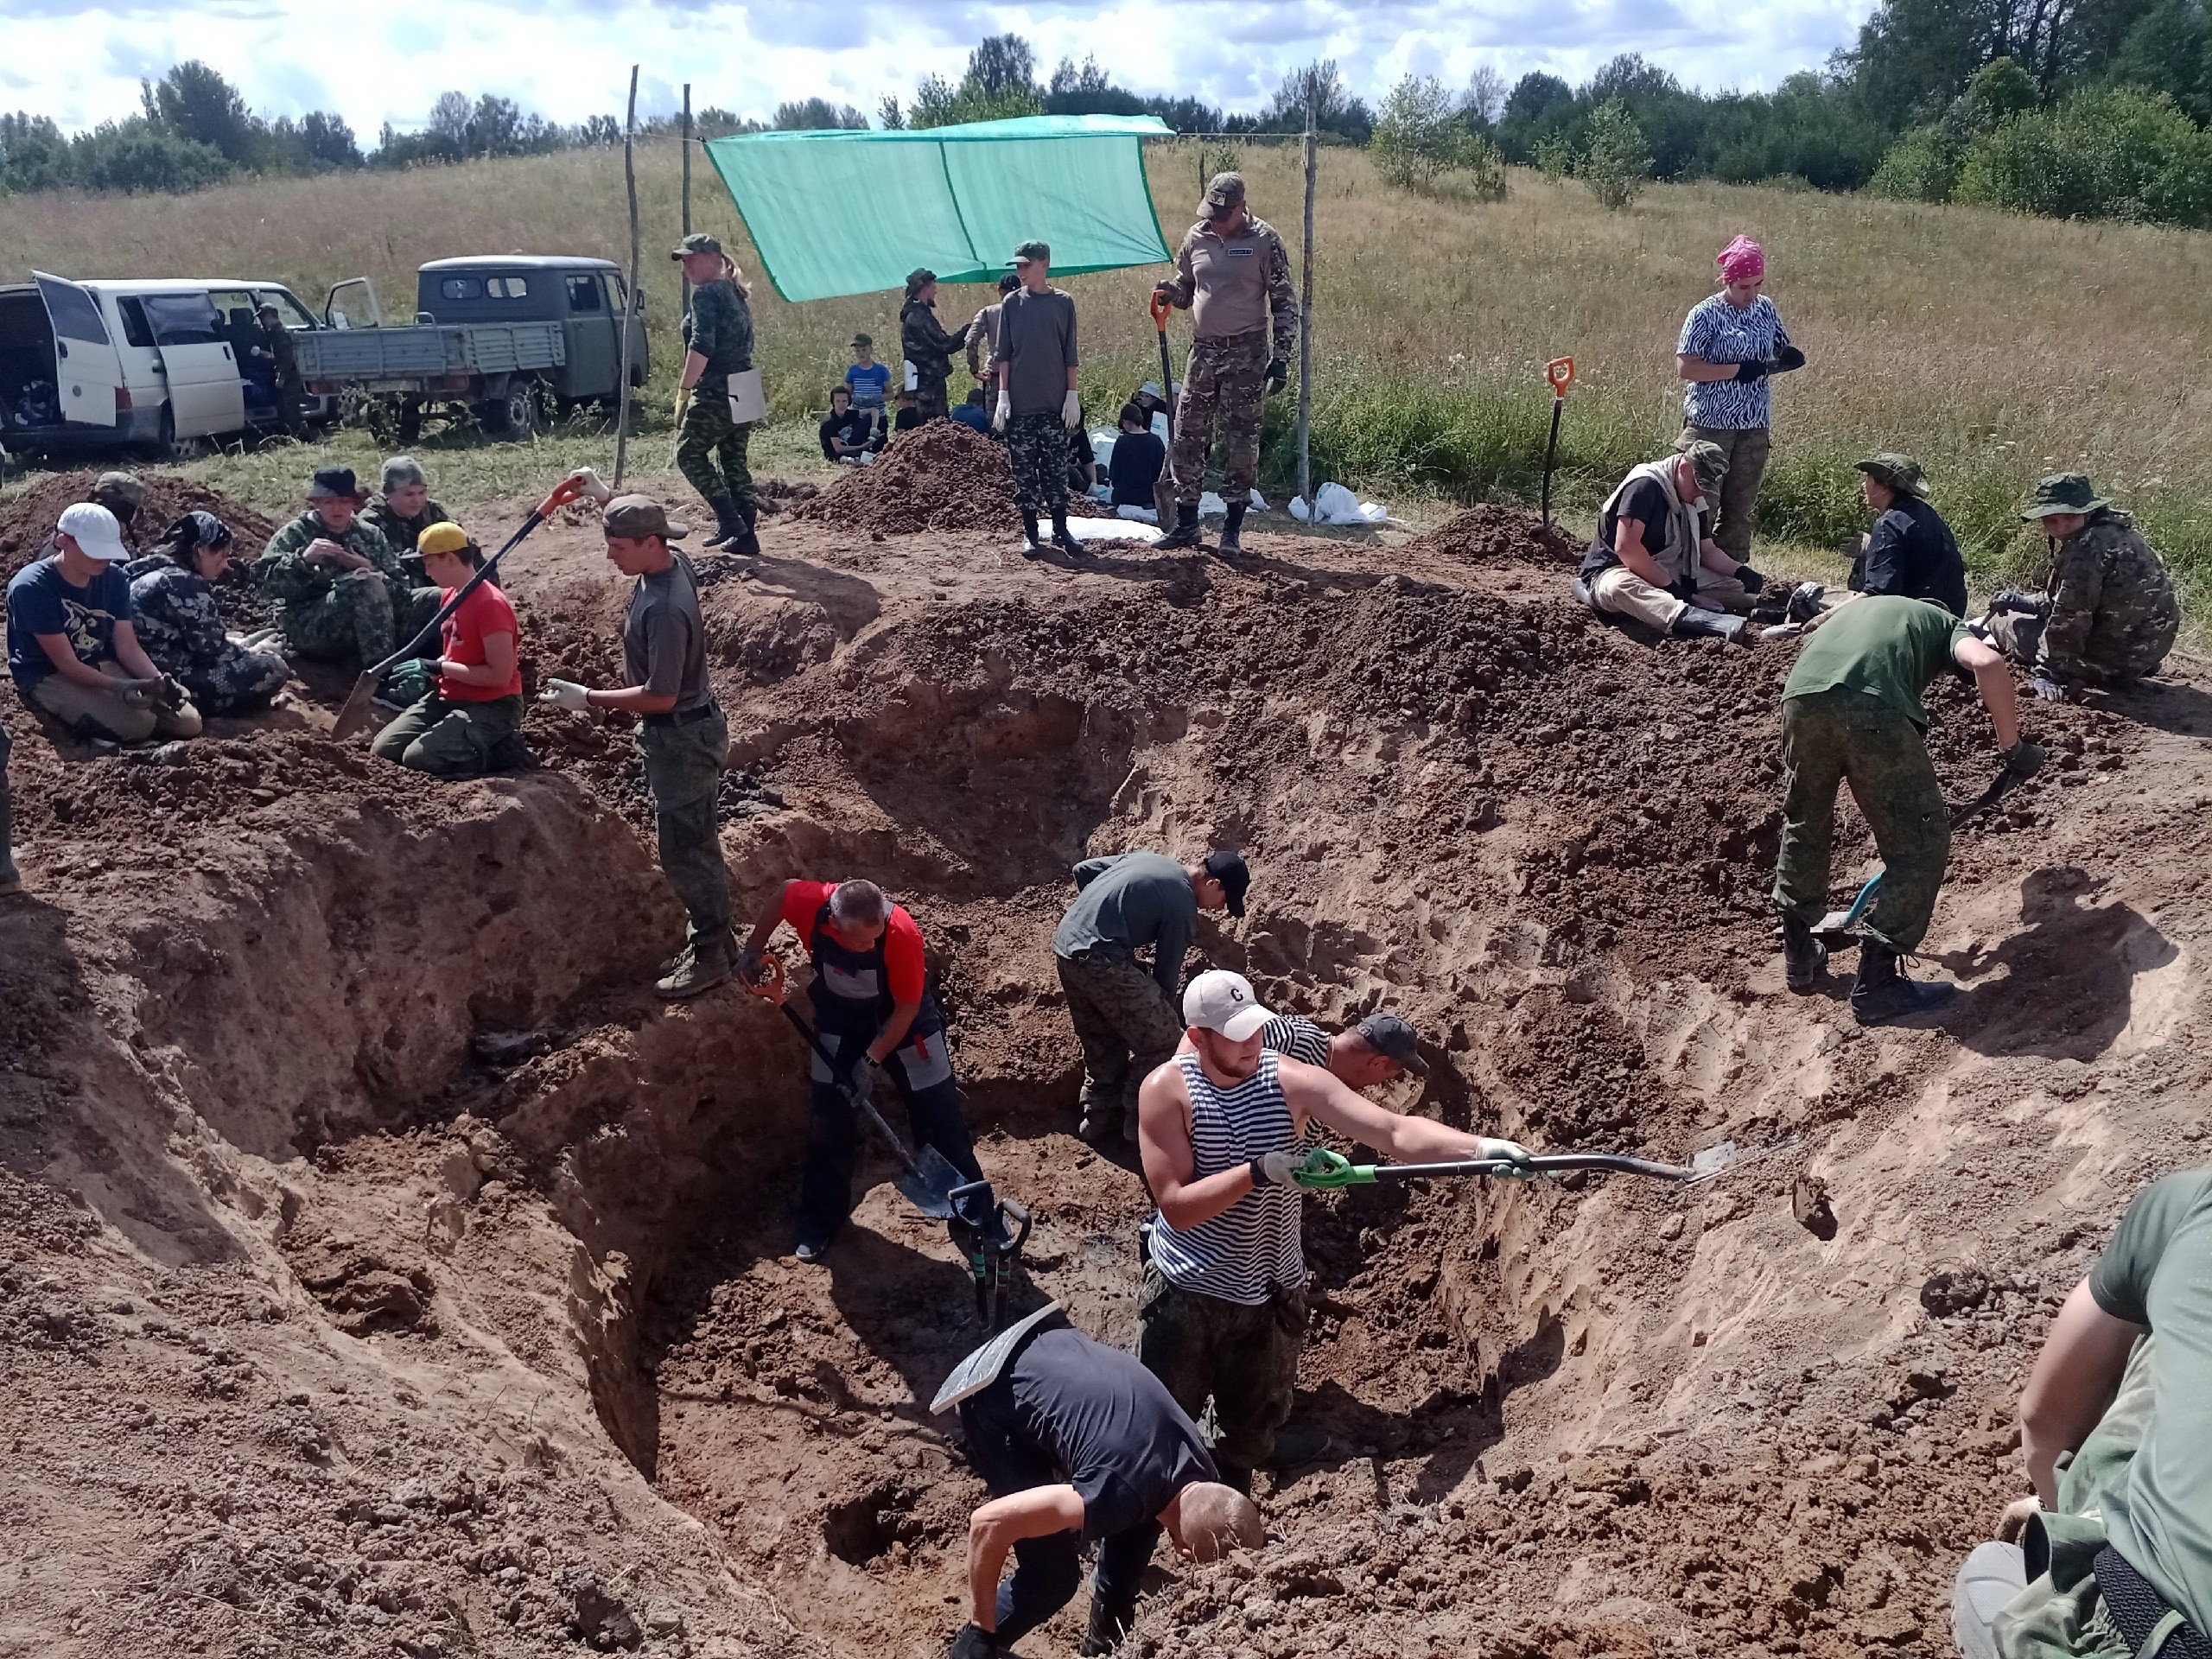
{"left": 1288, "top": 495, "right": 1312, "bottom": 522}
{"left": 1314, "top": 481, "right": 1362, "bottom": 523}
{"left": 1065, "top": 518, "right": 1163, "bottom": 543}
{"left": 1198, "top": 491, "right": 1227, "bottom": 518}
{"left": 1116, "top": 503, "right": 1160, "bottom": 524}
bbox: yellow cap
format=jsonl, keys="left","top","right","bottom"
{"left": 417, "top": 521, "right": 471, "bottom": 558}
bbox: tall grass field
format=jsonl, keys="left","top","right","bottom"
{"left": 7, "top": 137, "right": 2212, "bottom": 618}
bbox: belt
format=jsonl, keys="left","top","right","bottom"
{"left": 2096, "top": 1546, "right": 2212, "bottom": 1659}
{"left": 641, "top": 700, "right": 718, "bottom": 729}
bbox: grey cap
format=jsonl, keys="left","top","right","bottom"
{"left": 672, "top": 232, "right": 723, "bottom": 257}
{"left": 92, "top": 470, "right": 146, "bottom": 511}
{"left": 380, "top": 454, "right": 428, "bottom": 493}
{"left": 602, "top": 493, "right": 687, "bottom": 540}
{"left": 1354, "top": 1013, "right": 1428, "bottom": 1077}
{"left": 1201, "top": 171, "right": 1246, "bottom": 214}
{"left": 1010, "top": 239, "right": 1050, "bottom": 265}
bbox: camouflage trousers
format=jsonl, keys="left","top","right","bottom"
{"left": 1137, "top": 1263, "right": 1308, "bottom": 1479}
{"left": 639, "top": 709, "right": 732, "bottom": 952}
{"left": 279, "top": 575, "right": 441, "bottom": 666}
{"left": 914, "top": 375, "right": 950, "bottom": 423}
{"left": 1171, "top": 327, "right": 1268, "bottom": 505}
{"left": 175, "top": 645, "right": 289, "bottom": 716}
{"left": 1681, "top": 423, "right": 1770, "bottom": 560}
{"left": 674, "top": 391, "right": 755, "bottom": 514}
{"left": 1055, "top": 949, "right": 1184, "bottom": 1125}
{"left": 371, "top": 692, "right": 524, "bottom": 779}
{"left": 1772, "top": 688, "right": 1949, "bottom": 953}
{"left": 1007, "top": 411, "right": 1066, "bottom": 512}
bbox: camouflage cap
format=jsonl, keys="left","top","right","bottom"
{"left": 1675, "top": 439, "right": 1730, "bottom": 494}
{"left": 602, "top": 494, "right": 687, "bottom": 540}
{"left": 671, "top": 232, "right": 723, "bottom": 258}
{"left": 1854, "top": 453, "right": 1928, "bottom": 498}
{"left": 850, "top": 333, "right": 873, "bottom": 349}
{"left": 92, "top": 470, "right": 146, "bottom": 510}
{"left": 2021, "top": 472, "right": 2108, "bottom": 519}
{"left": 1201, "top": 171, "right": 1246, "bottom": 214}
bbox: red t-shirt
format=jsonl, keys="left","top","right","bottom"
{"left": 779, "top": 880, "right": 927, "bottom": 1002}
{"left": 438, "top": 580, "right": 522, "bottom": 702}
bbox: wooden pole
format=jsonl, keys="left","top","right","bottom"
{"left": 681, "top": 84, "right": 693, "bottom": 318}
{"left": 614, "top": 65, "right": 642, "bottom": 486}
{"left": 1296, "top": 86, "right": 1317, "bottom": 512}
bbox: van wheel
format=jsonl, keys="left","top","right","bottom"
{"left": 149, "top": 406, "right": 177, "bottom": 461}
{"left": 482, "top": 380, "right": 539, "bottom": 441}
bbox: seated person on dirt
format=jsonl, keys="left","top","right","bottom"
{"left": 949, "top": 385, "right": 994, "bottom": 436}
{"left": 124, "top": 511, "right": 289, "bottom": 716}
{"left": 1109, "top": 403, "right": 1167, "bottom": 512}
{"left": 1579, "top": 440, "right": 1764, "bottom": 645}
{"left": 257, "top": 467, "right": 442, "bottom": 669}
{"left": 371, "top": 523, "right": 529, "bottom": 780}
{"left": 359, "top": 455, "right": 453, "bottom": 579}
{"left": 891, "top": 388, "right": 923, "bottom": 435}
{"left": 1949, "top": 1166, "right": 2212, "bottom": 1659}
{"left": 1985, "top": 474, "right": 2179, "bottom": 702}
{"left": 7, "top": 503, "right": 200, "bottom": 744}
{"left": 817, "top": 386, "right": 875, "bottom": 462}
{"left": 1847, "top": 454, "right": 1967, "bottom": 617}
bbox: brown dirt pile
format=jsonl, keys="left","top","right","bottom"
{"left": 0, "top": 467, "right": 280, "bottom": 573}
{"left": 794, "top": 419, "right": 1109, "bottom": 537}
{"left": 1399, "top": 501, "right": 1583, "bottom": 567}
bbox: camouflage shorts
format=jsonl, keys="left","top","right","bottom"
{"left": 1171, "top": 328, "right": 1268, "bottom": 505}
{"left": 1006, "top": 411, "right": 1066, "bottom": 512}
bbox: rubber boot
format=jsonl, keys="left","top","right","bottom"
{"left": 1051, "top": 509, "right": 1081, "bottom": 558}
{"left": 655, "top": 938, "right": 732, "bottom": 1001}
{"left": 1216, "top": 500, "right": 1246, "bottom": 557}
{"left": 1020, "top": 509, "right": 1045, "bottom": 558}
{"left": 1156, "top": 500, "right": 1202, "bottom": 550}
{"left": 1780, "top": 912, "right": 1827, "bottom": 995}
{"left": 1850, "top": 944, "right": 1956, "bottom": 1025}
{"left": 728, "top": 499, "right": 761, "bottom": 559}
{"left": 701, "top": 494, "right": 742, "bottom": 550}
{"left": 1080, "top": 1596, "right": 1137, "bottom": 1656}
{"left": 1669, "top": 607, "right": 1750, "bottom": 645}
{"left": 1077, "top": 1105, "right": 1121, "bottom": 1145}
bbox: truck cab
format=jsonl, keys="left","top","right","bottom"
{"left": 415, "top": 257, "right": 647, "bottom": 410}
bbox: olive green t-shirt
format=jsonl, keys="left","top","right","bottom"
{"left": 1783, "top": 594, "right": 1970, "bottom": 728}
{"left": 2086, "top": 1168, "right": 2212, "bottom": 1639}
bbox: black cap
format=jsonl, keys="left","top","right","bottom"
{"left": 308, "top": 467, "right": 360, "bottom": 500}
{"left": 1354, "top": 1013, "right": 1428, "bottom": 1077}
{"left": 1203, "top": 849, "right": 1249, "bottom": 918}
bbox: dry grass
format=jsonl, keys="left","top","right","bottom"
{"left": 9, "top": 137, "right": 2212, "bottom": 609}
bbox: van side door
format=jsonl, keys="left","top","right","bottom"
{"left": 144, "top": 289, "right": 247, "bottom": 438}
{"left": 33, "top": 272, "right": 122, "bottom": 427}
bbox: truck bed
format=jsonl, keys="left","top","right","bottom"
{"left": 294, "top": 321, "right": 565, "bottom": 385}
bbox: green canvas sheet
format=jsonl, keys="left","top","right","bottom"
{"left": 702, "top": 115, "right": 1173, "bottom": 302}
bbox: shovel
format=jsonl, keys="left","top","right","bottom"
{"left": 741, "top": 956, "right": 964, "bottom": 1221}
{"left": 329, "top": 473, "right": 587, "bottom": 741}
{"left": 1147, "top": 291, "right": 1178, "bottom": 442}
{"left": 1540, "top": 356, "right": 1574, "bottom": 531}
{"left": 1292, "top": 1140, "right": 1785, "bottom": 1190}
{"left": 1811, "top": 747, "right": 2048, "bottom": 937}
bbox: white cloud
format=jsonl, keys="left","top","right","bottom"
{"left": 1, "top": 0, "right": 1880, "bottom": 141}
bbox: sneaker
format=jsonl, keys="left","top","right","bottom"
{"left": 1077, "top": 1108, "right": 1122, "bottom": 1146}
{"left": 655, "top": 946, "right": 731, "bottom": 1001}
{"left": 793, "top": 1236, "right": 830, "bottom": 1265}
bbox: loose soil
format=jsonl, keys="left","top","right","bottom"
{"left": 793, "top": 420, "right": 1103, "bottom": 538}
{"left": 3, "top": 464, "right": 2209, "bottom": 1659}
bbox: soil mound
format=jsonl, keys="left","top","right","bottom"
{"left": 0, "top": 468, "right": 280, "bottom": 576}
{"left": 1400, "top": 501, "right": 1581, "bottom": 566}
{"left": 793, "top": 421, "right": 1026, "bottom": 536}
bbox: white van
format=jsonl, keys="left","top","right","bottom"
{"left": 0, "top": 272, "right": 333, "bottom": 458}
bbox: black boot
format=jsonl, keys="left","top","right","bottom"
{"left": 1217, "top": 500, "right": 1247, "bottom": 557}
{"left": 1851, "top": 944, "right": 1956, "bottom": 1025}
{"left": 1080, "top": 1595, "right": 1137, "bottom": 1656}
{"left": 1780, "top": 912, "right": 1827, "bottom": 994}
{"left": 701, "top": 494, "right": 742, "bottom": 550}
{"left": 1051, "top": 509, "right": 1081, "bottom": 557}
{"left": 1020, "top": 510, "right": 1045, "bottom": 557}
{"left": 1156, "top": 500, "right": 1202, "bottom": 550}
{"left": 1669, "top": 607, "right": 1750, "bottom": 645}
{"left": 728, "top": 499, "right": 761, "bottom": 558}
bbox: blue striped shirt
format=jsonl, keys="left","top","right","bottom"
{"left": 1677, "top": 293, "right": 1790, "bottom": 430}
{"left": 1149, "top": 1052, "right": 1306, "bottom": 1306}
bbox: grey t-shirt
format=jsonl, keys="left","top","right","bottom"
{"left": 1052, "top": 851, "right": 1196, "bottom": 1001}
{"left": 622, "top": 555, "right": 710, "bottom": 712}
{"left": 995, "top": 286, "right": 1079, "bottom": 416}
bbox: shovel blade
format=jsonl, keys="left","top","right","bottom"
{"left": 328, "top": 670, "right": 382, "bottom": 742}
{"left": 894, "top": 1142, "right": 966, "bottom": 1220}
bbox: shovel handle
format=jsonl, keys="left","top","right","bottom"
{"left": 532, "top": 475, "right": 587, "bottom": 519}
{"left": 1149, "top": 290, "right": 1173, "bottom": 332}
{"left": 741, "top": 952, "right": 787, "bottom": 1005}
{"left": 1547, "top": 356, "right": 1576, "bottom": 397}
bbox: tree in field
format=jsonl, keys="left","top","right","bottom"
{"left": 1462, "top": 66, "right": 1509, "bottom": 130}
{"left": 906, "top": 32, "right": 1046, "bottom": 128}
{"left": 1582, "top": 98, "right": 1655, "bottom": 207}
{"left": 1264, "top": 60, "right": 1374, "bottom": 140}
{"left": 1370, "top": 74, "right": 1507, "bottom": 199}
{"left": 142, "top": 62, "right": 255, "bottom": 165}
{"left": 773, "top": 99, "right": 867, "bottom": 130}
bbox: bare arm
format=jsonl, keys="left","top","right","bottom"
{"left": 680, "top": 348, "right": 709, "bottom": 393}
{"left": 870, "top": 999, "right": 921, "bottom": 1065}
{"left": 34, "top": 634, "right": 115, "bottom": 690}
{"left": 741, "top": 880, "right": 798, "bottom": 959}
{"left": 2019, "top": 1277, "right": 2141, "bottom": 1507}
{"left": 1611, "top": 518, "right": 1672, "bottom": 589}
{"left": 1957, "top": 635, "right": 2022, "bottom": 751}
{"left": 1281, "top": 1059, "right": 1528, "bottom": 1163}
{"left": 109, "top": 621, "right": 162, "bottom": 682}
{"left": 1137, "top": 1059, "right": 1261, "bottom": 1230}
{"left": 1699, "top": 538, "right": 1750, "bottom": 576}
{"left": 1676, "top": 354, "right": 1740, "bottom": 383}
{"left": 584, "top": 684, "right": 678, "bottom": 715}
{"left": 968, "top": 1486, "right": 1087, "bottom": 1630}
{"left": 438, "top": 630, "right": 514, "bottom": 690}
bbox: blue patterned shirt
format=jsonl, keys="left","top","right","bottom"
{"left": 1677, "top": 293, "right": 1790, "bottom": 430}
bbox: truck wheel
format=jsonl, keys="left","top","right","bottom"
{"left": 483, "top": 380, "right": 539, "bottom": 441}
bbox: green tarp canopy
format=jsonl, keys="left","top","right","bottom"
{"left": 702, "top": 114, "right": 1174, "bottom": 303}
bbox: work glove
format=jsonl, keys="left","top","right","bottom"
{"left": 1990, "top": 588, "right": 2049, "bottom": 619}
{"left": 993, "top": 391, "right": 1011, "bottom": 434}
{"left": 1669, "top": 574, "right": 1696, "bottom": 603}
{"left": 1999, "top": 741, "right": 2048, "bottom": 784}
{"left": 1733, "top": 563, "right": 1767, "bottom": 594}
{"left": 1060, "top": 389, "right": 1083, "bottom": 430}
{"left": 1774, "top": 345, "right": 1807, "bottom": 372}
{"left": 116, "top": 677, "right": 161, "bottom": 708}
{"left": 2029, "top": 670, "right": 2067, "bottom": 703}
{"left": 1289, "top": 1149, "right": 1361, "bottom": 1190}
{"left": 847, "top": 1053, "right": 881, "bottom": 1096}
{"left": 1732, "top": 359, "right": 1771, "bottom": 382}
{"left": 1264, "top": 357, "right": 1289, "bottom": 396}
{"left": 1254, "top": 1150, "right": 1306, "bottom": 1187}
{"left": 1480, "top": 1137, "right": 1538, "bottom": 1178}
{"left": 150, "top": 674, "right": 185, "bottom": 711}
{"left": 949, "top": 1624, "right": 1003, "bottom": 1659}
{"left": 537, "top": 677, "right": 591, "bottom": 713}
{"left": 736, "top": 944, "right": 766, "bottom": 984}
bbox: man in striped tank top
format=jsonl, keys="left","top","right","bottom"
{"left": 1135, "top": 970, "right": 1534, "bottom": 1490}
{"left": 1259, "top": 1008, "right": 1430, "bottom": 1090}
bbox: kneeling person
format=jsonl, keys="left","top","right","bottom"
{"left": 950, "top": 1315, "right": 1262, "bottom": 1657}
{"left": 1580, "top": 441, "right": 1762, "bottom": 644}
{"left": 1137, "top": 970, "right": 1531, "bottom": 1489}
{"left": 739, "top": 878, "right": 986, "bottom": 1262}
{"left": 257, "top": 467, "right": 440, "bottom": 667}
{"left": 1991, "top": 473, "right": 2179, "bottom": 701}
{"left": 371, "top": 524, "right": 525, "bottom": 779}
{"left": 125, "top": 512, "right": 289, "bottom": 715}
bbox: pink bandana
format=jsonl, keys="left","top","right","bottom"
{"left": 1717, "top": 235, "right": 1764, "bottom": 283}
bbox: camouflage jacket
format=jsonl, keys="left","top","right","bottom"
{"left": 900, "top": 298, "right": 969, "bottom": 382}
{"left": 359, "top": 495, "right": 453, "bottom": 553}
{"left": 122, "top": 557, "right": 227, "bottom": 675}
{"left": 682, "top": 278, "right": 753, "bottom": 378}
{"left": 255, "top": 512, "right": 407, "bottom": 612}
{"left": 2039, "top": 510, "right": 2179, "bottom": 683}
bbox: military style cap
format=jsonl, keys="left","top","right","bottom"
{"left": 1010, "top": 239, "right": 1050, "bottom": 265}
{"left": 602, "top": 493, "right": 687, "bottom": 540}
{"left": 1354, "top": 1012, "right": 1429, "bottom": 1077}
{"left": 2021, "top": 472, "right": 2108, "bottom": 519}
{"left": 1677, "top": 439, "right": 1729, "bottom": 493}
{"left": 850, "top": 332, "right": 873, "bottom": 349}
{"left": 906, "top": 267, "right": 937, "bottom": 294}
{"left": 671, "top": 232, "right": 723, "bottom": 258}
{"left": 1855, "top": 453, "right": 1928, "bottom": 498}
{"left": 92, "top": 470, "right": 146, "bottom": 510}
{"left": 1201, "top": 171, "right": 1246, "bottom": 214}
{"left": 308, "top": 466, "right": 362, "bottom": 500}
{"left": 416, "top": 522, "right": 472, "bottom": 558}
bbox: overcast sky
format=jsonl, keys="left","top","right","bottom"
{"left": 2, "top": 0, "right": 1877, "bottom": 139}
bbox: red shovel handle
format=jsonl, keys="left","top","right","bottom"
{"left": 1149, "top": 291, "right": 1173, "bottom": 332}
{"left": 1546, "top": 356, "right": 1576, "bottom": 396}
{"left": 741, "top": 952, "right": 787, "bottom": 1005}
{"left": 532, "top": 475, "right": 587, "bottom": 519}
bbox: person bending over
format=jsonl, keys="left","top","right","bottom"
{"left": 124, "top": 511, "right": 289, "bottom": 715}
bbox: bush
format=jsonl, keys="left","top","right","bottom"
{"left": 71, "top": 118, "right": 232, "bottom": 193}
{"left": 1582, "top": 99, "right": 1653, "bottom": 208}
{"left": 1955, "top": 86, "right": 2212, "bottom": 226}
{"left": 1534, "top": 133, "right": 1578, "bottom": 179}
{"left": 1370, "top": 75, "right": 1507, "bottom": 200}
{"left": 1869, "top": 126, "right": 1964, "bottom": 200}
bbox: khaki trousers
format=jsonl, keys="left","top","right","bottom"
{"left": 1589, "top": 563, "right": 1755, "bottom": 631}
{"left": 29, "top": 667, "right": 201, "bottom": 743}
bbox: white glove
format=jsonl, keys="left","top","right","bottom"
{"left": 564, "top": 467, "right": 613, "bottom": 506}
{"left": 1481, "top": 1138, "right": 1537, "bottom": 1178}
{"left": 1061, "top": 389, "right": 1082, "bottom": 430}
{"left": 993, "top": 391, "right": 1012, "bottom": 433}
{"left": 1257, "top": 1150, "right": 1302, "bottom": 1187}
{"left": 538, "top": 677, "right": 591, "bottom": 713}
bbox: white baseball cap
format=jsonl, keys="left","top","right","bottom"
{"left": 56, "top": 501, "right": 129, "bottom": 562}
{"left": 1183, "top": 969, "right": 1272, "bottom": 1041}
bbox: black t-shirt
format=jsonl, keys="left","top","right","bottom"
{"left": 819, "top": 408, "right": 870, "bottom": 460}
{"left": 1581, "top": 476, "right": 1688, "bottom": 581}
{"left": 1853, "top": 494, "right": 1968, "bottom": 618}
{"left": 893, "top": 405, "right": 923, "bottom": 432}
{"left": 1109, "top": 430, "right": 1166, "bottom": 506}
{"left": 1000, "top": 1326, "right": 1215, "bottom": 1540}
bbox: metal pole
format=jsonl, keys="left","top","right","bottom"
{"left": 681, "top": 84, "right": 693, "bottom": 318}
{"left": 1296, "top": 86, "right": 1317, "bottom": 512}
{"left": 614, "top": 65, "right": 641, "bottom": 486}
